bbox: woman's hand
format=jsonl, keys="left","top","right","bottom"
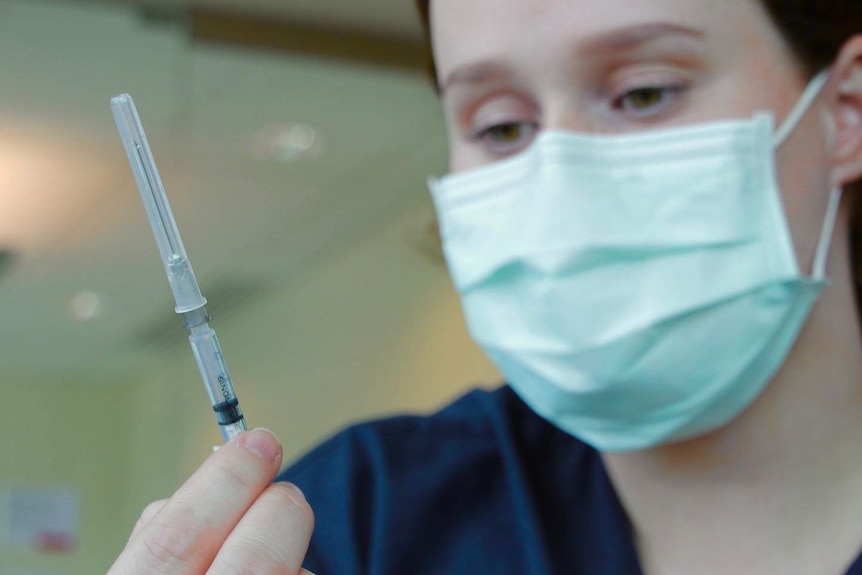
{"left": 108, "top": 428, "right": 314, "bottom": 575}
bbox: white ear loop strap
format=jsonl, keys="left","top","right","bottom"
{"left": 812, "top": 186, "right": 843, "bottom": 280}
{"left": 774, "top": 70, "right": 831, "bottom": 147}
{"left": 769, "top": 69, "right": 838, "bottom": 280}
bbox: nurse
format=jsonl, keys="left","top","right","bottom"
{"left": 108, "top": 0, "right": 862, "bottom": 574}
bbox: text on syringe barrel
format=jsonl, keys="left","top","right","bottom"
{"left": 188, "top": 325, "right": 243, "bottom": 425}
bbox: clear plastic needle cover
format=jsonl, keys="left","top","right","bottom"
{"left": 111, "top": 94, "right": 206, "bottom": 313}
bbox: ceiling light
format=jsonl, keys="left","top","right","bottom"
{"left": 68, "top": 291, "right": 106, "bottom": 323}
{"left": 252, "top": 123, "right": 324, "bottom": 163}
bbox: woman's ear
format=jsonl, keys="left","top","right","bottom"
{"left": 831, "top": 36, "right": 862, "bottom": 187}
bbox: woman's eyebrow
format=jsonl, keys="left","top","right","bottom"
{"left": 578, "top": 22, "right": 706, "bottom": 55}
{"left": 440, "top": 23, "right": 704, "bottom": 95}
{"left": 441, "top": 62, "right": 512, "bottom": 96}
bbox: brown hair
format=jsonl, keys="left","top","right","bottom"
{"left": 415, "top": 0, "right": 862, "bottom": 301}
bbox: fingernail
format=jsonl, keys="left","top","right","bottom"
{"left": 283, "top": 482, "right": 305, "bottom": 499}
{"left": 241, "top": 428, "right": 281, "bottom": 463}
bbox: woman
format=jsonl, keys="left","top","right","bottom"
{"left": 108, "top": 0, "right": 862, "bottom": 573}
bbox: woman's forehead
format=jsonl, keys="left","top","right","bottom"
{"left": 430, "top": 0, "right": 771, "bottom": 78}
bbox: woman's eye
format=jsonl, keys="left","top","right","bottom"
{"left": 471, "top": 121, "right": 538, "bottom": 154}
{"left": 613, "top": 85, "right": 686, "bottom": 117}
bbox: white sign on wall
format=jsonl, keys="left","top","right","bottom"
{"left": 2, "top": 486, "right": 80, "bottom": 554}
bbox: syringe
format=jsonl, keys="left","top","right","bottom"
{"left": 111, "top": 94, "right": 248, "bottom": 443}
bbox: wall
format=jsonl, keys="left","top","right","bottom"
{"left": 0, "top": 377, "right": 135, "bottom": 575}
{"left": 171, "top": 206, "right": 502, "bottom": 476}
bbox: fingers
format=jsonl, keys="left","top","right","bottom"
{"left": 208, "top": 482, "right": 314, "bottom": 575}
{"left": 108, "top": 428, "right": 284, "bottom": 575}
{"left": 128, "top": 499, "right": 168, "bottom": 543}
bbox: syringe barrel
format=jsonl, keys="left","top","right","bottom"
{"left": 186, "top": 316, "right": 247, "bottom": 442}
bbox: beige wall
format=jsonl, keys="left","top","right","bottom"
{"left": 0, "top": 208, "right": 500, "bottom": 574}
{"left": 0, "top": 376, "right": 134, "bottom": 575}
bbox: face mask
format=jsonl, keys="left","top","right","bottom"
{"left": 429, "top": 72, "right": 840, "bottom": 452}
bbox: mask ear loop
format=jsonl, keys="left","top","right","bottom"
{"left": 812, "top": 185, "right": 844, "bottom": 280}
{"left": 774, "top": 71, "right": 831, "bottom": 147}
{"left": 771, "top": 69, "right": 837, "bottom": 280}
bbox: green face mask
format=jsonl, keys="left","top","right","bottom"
{"left": 429, "top": 72, "right": 838, "bottom": 452}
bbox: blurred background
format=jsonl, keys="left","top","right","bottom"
{"left": 0, "top": 0, "right": 500, "bottom": 572}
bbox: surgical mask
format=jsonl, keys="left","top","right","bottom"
{"left": 429, "top": 72, "right": 840, "bottom": 452}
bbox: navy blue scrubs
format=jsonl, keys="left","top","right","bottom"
{"left": 277, "top": 386, "right": 862, "bottom": 575}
